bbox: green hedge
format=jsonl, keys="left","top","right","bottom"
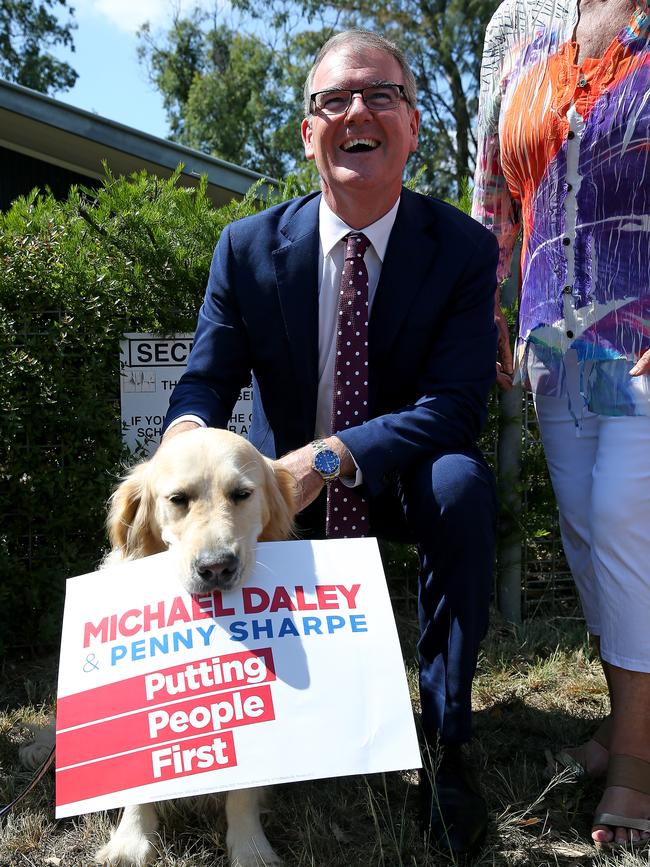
{"left": 0, "top": 168, "right": 301, "bottom": 654}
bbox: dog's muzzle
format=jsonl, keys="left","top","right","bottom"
{"left": 191, "top": 548, "right": 241, "bottom": 590}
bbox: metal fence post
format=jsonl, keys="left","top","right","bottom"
{"left": 497, "top": 383, "right": 523, "bottom": 623}
{"left": 496, "top": 245, "right": 522, "bottom": 624}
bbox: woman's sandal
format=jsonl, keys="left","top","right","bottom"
{"left": 554, "top": 716, "right": 611, "bottom": 778}
{"left": 593, "top": 755, "right": 650, "bottom": 850}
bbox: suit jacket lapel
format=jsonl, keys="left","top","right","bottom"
{"left": 369, "top": 190, "right": 439, "bottom": 399}
{"left": 272, "top": 194, "right": 321, "bottom": 438}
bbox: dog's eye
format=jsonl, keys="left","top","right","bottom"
{"left": 230, "top": 489, "right": 252, "bottom": 503}
{"left": 169, "top": 493, "right": 189, "bottom": 507}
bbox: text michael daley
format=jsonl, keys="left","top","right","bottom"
{"left": 83, "top": 584, "right": 367, "bottom": 666}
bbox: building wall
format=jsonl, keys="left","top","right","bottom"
{"left": 0, "top": 145, "right": 98, "bottom": 210}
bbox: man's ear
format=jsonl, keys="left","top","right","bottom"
{"left": 409, "top": 108, "right": 421, "bottom": 154}
{"left": 301, "top": 117, "right": 315, "bottom": 160}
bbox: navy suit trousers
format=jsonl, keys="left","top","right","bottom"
{"left": 296, "top": 448, "right": 496, "bottom": 747}
{"left": 401, "top": 450, "right": 495, "bottom": 745}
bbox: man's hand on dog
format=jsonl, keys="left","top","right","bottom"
{"left": 160, "top": 420, "right": 201, "bottom": 445}
{"left": 277, "top": 437, "right": 356, "bottom": 513}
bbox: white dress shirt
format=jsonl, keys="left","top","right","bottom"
{"left": 315, "top": 195, "right": 400, "bottom": 438}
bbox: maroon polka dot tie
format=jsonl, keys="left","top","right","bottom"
{"left": 326, "top": 232, "right": 371, "bottom": 539}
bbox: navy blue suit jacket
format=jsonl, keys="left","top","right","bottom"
{"left": 164, "top": 187, "right": 499, "bottom": 499}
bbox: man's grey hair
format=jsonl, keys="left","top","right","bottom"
{"left": 303, "top": 30, "right": 417, "bottom": 116}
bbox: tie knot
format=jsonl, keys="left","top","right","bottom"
{"left": 344, "top": 232, "right": 370, "bottom": 260}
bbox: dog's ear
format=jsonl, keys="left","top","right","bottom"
{"left": 107, "top": 461, "right": 161, "bottom": 559}
{"left": 259, "top": 460, "right": 298, "bottom": 542}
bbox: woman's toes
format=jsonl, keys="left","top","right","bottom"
{"left": 592, "top": 785, "right": 650, "bottom": 848}
{"left": 591, "top": 824, "right": 614, "bottom": 845}
{"left": 614, "top": 825, "right": 640, "bottom": 845}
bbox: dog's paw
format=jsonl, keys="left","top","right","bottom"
{"left": 230, "top": 855, "right": 283, "bottom": 867}
{"left": 95, "top": 834, "right": 156, "bottom": 866}
{"left": 19, "top": 739, "right": 53, "bottom": 770}
{"left": 229, "top": 840, "right": 283, "bottom": 867}
{"left": 19, "top": 720, "right": 56, "bottom": 770}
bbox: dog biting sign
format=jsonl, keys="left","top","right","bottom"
{"left": 55, "top": 538, "right": 421, "bottom": 816}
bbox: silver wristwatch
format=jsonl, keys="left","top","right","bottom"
{"left": 311, "top": 439, "right": 341, "bottom": 482}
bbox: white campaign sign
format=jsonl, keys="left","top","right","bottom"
{"left": 119, "top": 333, "right": 253, "bottom": 456}
{"left": 55, "top": 538, "right": 421, "bottom": 817}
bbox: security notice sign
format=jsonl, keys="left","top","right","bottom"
{"left": 55, "top": 538, "right": 421, "bottom": 817}
{"left": 120, "top": 333, "right": 253, "bottom": 455}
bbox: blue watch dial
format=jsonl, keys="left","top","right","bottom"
{"left": 314, "top": 448, "right": 340, "bottom": 477}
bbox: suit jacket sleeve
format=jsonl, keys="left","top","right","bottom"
{"left": 163, "top": 223, "right": 251, "bottom": 432}
{"left": 337, "top": 226, "right": 499, "bottom": 498}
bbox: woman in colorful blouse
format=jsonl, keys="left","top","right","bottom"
{"left": 472, "top": 0, "right": 650, "bottom": 848}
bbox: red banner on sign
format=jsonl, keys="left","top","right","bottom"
{"left": 56, "top": 730, "right": 238, "bottom": 805}
{"left": 57, "top": 684, "right": 275, "bottom": 766}
{"left": 57, "top": 648, "right": 276, "bottom": 728}
{"left": 55, "top": 648, "right": 278, "bottom": 809}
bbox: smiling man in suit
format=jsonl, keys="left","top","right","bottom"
{"left": 161, "top": 29, "right": 499, "bottom": 856}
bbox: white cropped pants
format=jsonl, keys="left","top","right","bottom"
{"left": 534, "top": 393, "right": 650, "bottom": 672}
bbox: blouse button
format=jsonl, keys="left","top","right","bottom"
{"left": 566, "top": 183, "right": 573, "bottom": 192}
{"left": 578, "top": 76, "right": 587, "bottom": 87}
{"left": 563, "top": 237, "right": 571, "bottom": 246}
{"left": 563, "top": 285, "right": 573, "bottom": 294}
{"left": 568, "top": 130, "right": 575, "bottom": 140}
{"left": 567, "top": 330, "right": 574, "bottom": 338}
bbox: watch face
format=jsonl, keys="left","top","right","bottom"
{"left": 314, "top": 448, "right": 339, "bottom": 477}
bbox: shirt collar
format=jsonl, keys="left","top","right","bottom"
{"left": 319, "top": 195, "right": 400, "bottom": 262}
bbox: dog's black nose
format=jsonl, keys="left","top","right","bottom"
{"left": 193, "top": 551, "right": 239, "bottom": 587}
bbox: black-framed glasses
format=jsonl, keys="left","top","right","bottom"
{"left": 310, "top": 84, "right": 409, "bottom": 116}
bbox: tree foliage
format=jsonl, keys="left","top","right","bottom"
{"left": 138, "top": 11, "right": 330, "bottom": 181}
{"left": 0, "top": 0, "right": 78, "bottom": 94}
{"left": 138, "top": 0, "right": 499, "bottom": 196}
{"left": 342, "top": 0, "right": 500, "bottom": 196}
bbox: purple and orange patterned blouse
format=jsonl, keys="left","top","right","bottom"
{"left": 472, "top": 0, "right": 650, "bottom": 416}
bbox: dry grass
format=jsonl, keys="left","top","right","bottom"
{"left": 1, "top": 603, "right": 649, "bottom": 867}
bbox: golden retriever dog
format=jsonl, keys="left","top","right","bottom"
{"left": 22, "top": 427, "right": 297, "bottom": 867}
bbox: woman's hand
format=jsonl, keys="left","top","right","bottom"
{"left": 630, "top": 350, "right": 650, "bottom": 376}
{"left": 495, "top": 297, "right": 514, "bottom": 390}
